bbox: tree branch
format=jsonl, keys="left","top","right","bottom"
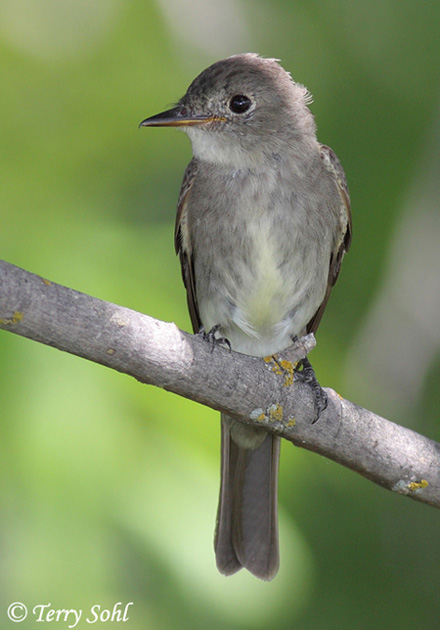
{"left": 1, "top": 259, "right": 439, "bottom": 507}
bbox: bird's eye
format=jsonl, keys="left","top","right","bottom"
{"left": 229, "top": 95, "right": 252, "bottom": 114}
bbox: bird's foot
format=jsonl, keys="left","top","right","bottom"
{"left": 294, "top": 356, "right": 327, "bottom": 423}
{"left": 197, "top": 325, "right": 232, "bottom": 353}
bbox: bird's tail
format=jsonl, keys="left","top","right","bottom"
{"left": 214, "top": 414, "right": 280, "bottom": 580}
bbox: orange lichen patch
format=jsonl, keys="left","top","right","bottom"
{"left": 0, "top": 311, "right": 23, "bottom": 326}
{"left": 407, "top": 480, "right": 429, "bottom": 492}
{"left": 250, "top": 404, "right": 284, "bottom": 424}
{"left": 250, "top": 408, "right": 267, "bottom": 422}
{"left": 264, "top": 355, "right": 295, "bottom": 386}
{"left": 267, "top": 404, "right": 283, "bottom": 422}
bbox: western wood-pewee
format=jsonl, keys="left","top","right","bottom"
{"left": 140, "top": 53, "right": 352, "bottom": 580}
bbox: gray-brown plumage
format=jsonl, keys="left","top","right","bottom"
{"left": 140, "top": 53, "right": 351, "bottom": 580}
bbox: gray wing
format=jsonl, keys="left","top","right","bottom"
{"left": 306, "top": 144, "right": 352, "bottom": 334}
{"left": 174, "top": 158, "right": 201, "bottom": 333}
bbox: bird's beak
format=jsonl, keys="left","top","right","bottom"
{"left": 139, "top": 106, "right": 225, "bottom": 128}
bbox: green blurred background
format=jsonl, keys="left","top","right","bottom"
{"left": 1, "top": 1, "right": 440, "bottom": 628}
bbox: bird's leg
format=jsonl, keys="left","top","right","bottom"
{"left": 197, "top": 324, "right": 232, "bottom": 353}
{"left": 292, "top": 337, "right": 327, "bottom": 423}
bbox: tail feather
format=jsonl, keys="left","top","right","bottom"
{"left": 214, "top": 417, "right": 242, "bottom": 575}
{"left": 215, "top": 414, "right": 280, "bottom": 580}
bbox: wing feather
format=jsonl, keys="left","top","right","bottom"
{"left": 174, "top": 159, "right": 201, "bottom": 333}
{"left": 306, "top": 145, "right": 352, "bottom": 334}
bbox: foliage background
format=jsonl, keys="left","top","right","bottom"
{"left": 1, "top": 1, "right": 440, "bottom": 628}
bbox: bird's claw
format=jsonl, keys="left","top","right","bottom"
{"left": 197, "top": 325, "right": 232, "bottom": 353}
{"left": 294, "top": 356, "right": 327, "bottom": 423}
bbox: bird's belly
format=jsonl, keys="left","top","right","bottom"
{"left": 236, "top": 234, "right": 286, "bottom": 334}
{"left": 197, "top": 217, "right": 325, "bottom": 357}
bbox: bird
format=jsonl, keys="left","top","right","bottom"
{"left": 140, "top": 53, "right": 352, "bottom": 580}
